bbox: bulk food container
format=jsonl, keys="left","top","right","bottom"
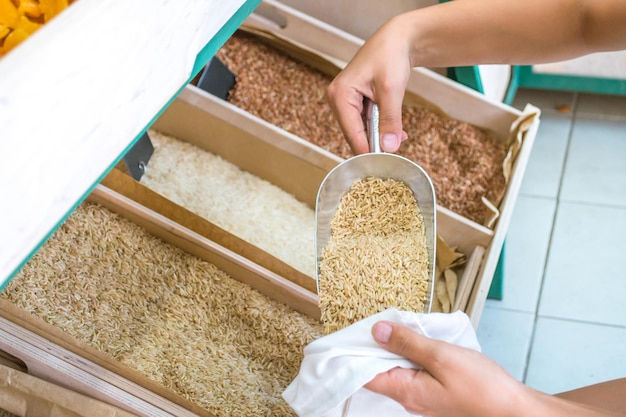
{"left": 0, "top": 1, "right": 539, "bottom": 416}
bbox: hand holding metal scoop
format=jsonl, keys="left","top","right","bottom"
{"left": 315, "top": 99, "right": 437, "bottom": 314}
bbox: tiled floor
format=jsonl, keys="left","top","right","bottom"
{"left": 476, "top": 88, "right": 626, "bottom": 395}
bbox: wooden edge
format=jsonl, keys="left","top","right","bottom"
{"left": 88, "top": 184, "right": 321, "bottom": 321}
{"left": 100, "top": 168, "right": 318, "bottom": 294}
{"left": 453, "top": 246, "right": 486, "bottom": 316}
{"left": 436, "top": 206, "right": 493, "bottom": 255}
{"left": 0, "top": 315, "right": 205, "bottom": 417}
{"left": 466, "top": 241, "right": 502, "bottom": 330}
{"left": 465, "top": 117, "right": 540, "bottom": 328}
{"left": 175, "top": 85, "right": 344, "bottom": 173}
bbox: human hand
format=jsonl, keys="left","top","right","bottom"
{"left": 327, "top": 15, "right": 413, "bottom": 155}
{"left": 365, "top": 321, "right": 528, "bottom": 417}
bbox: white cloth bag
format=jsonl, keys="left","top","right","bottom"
{"left": 283, "top": 309, "right": 481, "bottom": 417}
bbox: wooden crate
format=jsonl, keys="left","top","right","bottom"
{"left": 0, "top": 85, "right": 497, "bottom": 415}
{"left": 0, "top": 1, "right": 539, "bottom": 416}
{"left": 0, "top": 78, "right": 530, "bottom": 415}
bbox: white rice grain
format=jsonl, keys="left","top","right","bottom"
{"left": 141, "top": 130, "right": 316, "bottom": 278}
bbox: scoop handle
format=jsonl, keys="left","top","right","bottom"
{"left": 365, "top": 100, "right": 382, "bottom": 154}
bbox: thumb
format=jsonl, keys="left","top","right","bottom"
{"left": 371, "top": 321, "right": 445, "bottom": 378}
{"left": 375, "top": 95, "right": 407, "bottom": 153}
{"left": 365, "top": 321, "right": 439, "bottom": 410}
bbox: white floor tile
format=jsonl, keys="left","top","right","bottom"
{"left": 520, "top": 116, "right": 571, "bottom": 198}
{"left": 488, "top": 196, "right": 556, "bottom": 312}
{"left": 539, "top": 201, "right": 626, "bottom": 326}
{"left": 476, "top": 307, "right": 535, "bottom": 381}
{"left": 560, "top": 118, "right": 626, "bottom": 206}
{"left": 525, "top": 317, "right": 626, "bottom": 394}
{"left": 488, "top": 88, "right": 626, "bottom": 399}
{"left": 576, "top": 93, "right": 626, "bottom": 120}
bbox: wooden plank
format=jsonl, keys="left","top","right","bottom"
{"left": 454, "top": 246, "right": 486, "bottom": 318}
{"left": 88, "top": 185, "right": 321, "bottom": 320}
{"left": 436, "top": 206, "right": 493, "bottom": 255}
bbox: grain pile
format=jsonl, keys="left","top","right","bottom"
{"left": 140, "top": 129, "right": 316, "bottom": 278}
{"left": 1, "top": 202, "right": 323, "bottom": 417}
{"left": 398, "top": 107, "right": 506, "bottom": 224}
{"left": 216, "top": 32, "right": 507, "bottom": 226}
{"left": 318, "top": 177, "right": 430, "bottom": 334}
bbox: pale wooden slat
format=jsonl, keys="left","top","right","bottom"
{"left": 0, "top": 0, "right": 255, "bottom": 287}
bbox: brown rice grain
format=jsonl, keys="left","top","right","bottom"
{"left": 318, "top": 177, "right": 430, "bottom": 334}
{"left": 1, "top": 202, "right": 323, "bottom": 417}
{"left": 216, "top": 32, "right": 507, "bottom": 226}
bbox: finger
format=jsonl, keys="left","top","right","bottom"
{"left": 372, "top": 80, "right": 406, "bottom": 153}
{"left": 364, "top": 366, "right": 432, "bottom": 414}
{"left": 365, "top": 366, "right": 423, "bottom": 394}
{"left": 327, "top": 77, "right": 370, "bottom": 155}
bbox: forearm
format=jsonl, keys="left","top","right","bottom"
{"left": 394, "top": 0, "right": 626, "bottom": 68}
{"left": 523, "top": 386, "right": 625, "bottom": 417}
{"left": 556, "top": 379, "right": 626, "bottom": 414}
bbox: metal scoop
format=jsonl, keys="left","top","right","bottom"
{"left": 315, "top": 100, "right": 437, "bottom": 313}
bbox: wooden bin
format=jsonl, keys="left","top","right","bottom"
{"left": 0, "top": 82, "right": 509, "bottom": 416}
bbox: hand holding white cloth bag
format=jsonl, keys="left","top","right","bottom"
{"left": 283, "top": 309, "right": 481, "bottom": 417}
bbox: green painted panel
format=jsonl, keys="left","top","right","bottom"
{"left": 515, "top": 65, "right": 626, "bottom": 95}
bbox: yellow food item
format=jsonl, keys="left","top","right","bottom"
{"left": 0, "top": 24, "right": 11, "bottom": 39}
{"left": 18, "top": 1, "right": 43, "bottom": 18}
{"left": 0, "top": 0, "right": 19, "bottom": 27}
{"left": 0, "top": 0, "right": 75, "bottom": 58}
